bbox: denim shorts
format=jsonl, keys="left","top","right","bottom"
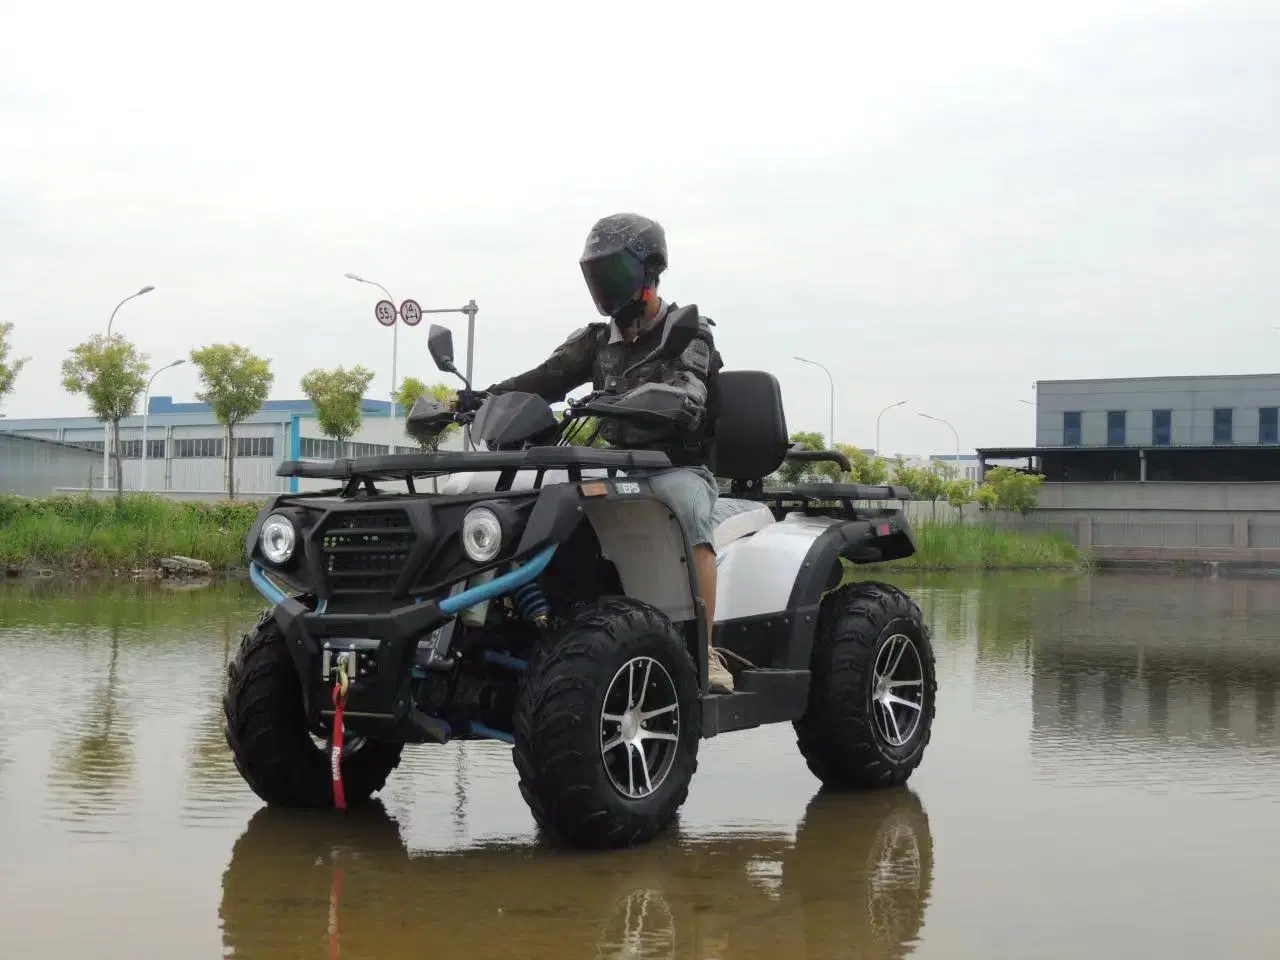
{"left": 634, "top": 465, "right": 720, "bottom": 549}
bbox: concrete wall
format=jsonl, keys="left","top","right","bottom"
{"left": 1035, "top": 374, "right": 1280, "bottom": 447}
{"left": 0, "top": 434, "right": 102, "bottom": 497}
{"left": 997, "top": 481, "right": 1280, "bottom": 562}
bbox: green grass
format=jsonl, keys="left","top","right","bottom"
{"left": 0, "top": 494, "right": 261, "bottom": 573}
{"left": 0, "top": 494, "right": 1089, "bottom": 577}
{"left": 866, "top": 518, "right": 1090, "bottom": 572}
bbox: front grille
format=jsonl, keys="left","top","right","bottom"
{"left": 317, "top": 510, "right": 414, "bottom": 602}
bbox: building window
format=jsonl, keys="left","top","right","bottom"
{"left": 1213, "top": 408, "right": 1233, "bottom": 444}
{"left": 1063, "top": 411, "right": 1082, "bottom": 446}
{"left": 1151, "top": 409, "right": 1172, "bottom": 446}
{"left": 235, "top": 436, "right": 275, "bottom": 458}
{"left": 298, "top": 437, "right": 392, "bottom": 460}
{"left": 1260, "top": 407, "right": 1279, "bottom": 445}
{"left": 173, "top": 437, "right": 225, "bottom": 458}
{"left": 117, "top": 439, "right": 165, "bottom": 459}
{"left": 1106, "top": 411, "right": 1126, "bottom": 446}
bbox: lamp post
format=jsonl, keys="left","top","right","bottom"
{"left": 876, "top": 400, "right": 907, "bottom": 458}
{"left": 794, "top": 355, "right": 835, "bottom": 446}
{"left": 103, "top": 285, "right": 155, "bottom": 489}
{"left": 918, "top": 411, "right": 960, "bottom": 461}
{"left": 140, "top": 359, "right": 185, "bottom": 492}
{"left": 344, "top": 272, "right": 401, "bottom": 403}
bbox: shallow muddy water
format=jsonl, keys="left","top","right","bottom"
{"left": 1, "top": 572, "right": 1278, "bottom": 958}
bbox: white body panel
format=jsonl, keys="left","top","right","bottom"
{"left": 713, "top": 513, "right": 841, "bottom": 621}
{"left": 435, "top": 470, "right": 837, "bottom": 624}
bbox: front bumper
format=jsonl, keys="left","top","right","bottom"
{"left": 250, "top": 544, "right": 558, "bottom": 743}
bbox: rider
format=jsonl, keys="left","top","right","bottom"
{"left": 482, "top": 212, "right": 736, "bottom": 694}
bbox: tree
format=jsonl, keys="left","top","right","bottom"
{"left": 397, "top": 376, "right": 459, "bottom": 451}
{"left": 61, "top": 334, "right": 149, "bottom": 500}
{"left": 943, "top": 478, "right": 976, "bottom": 509}
{"left": 835, "top": 444, "right": 890, "bottom": 484}
{"left": 975, "top": 465, "right": 1044, "bottom": 515}
{"left": 0, "top": 321, "right": 29, "bottom": 414}
{"left": 299, "top": 365, "right": 376, "bottom": 454}
{"left": 189, "top": 344, "right": 274, "bottom": 499}
{"left": 775, "top": 431, "right": 830, "bottom": 485}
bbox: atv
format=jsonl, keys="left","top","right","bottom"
{"left": 223, "top": 304, "right": 936, "bottom": 849}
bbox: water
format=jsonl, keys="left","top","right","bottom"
{"left": 2, "top": 572, "right": 1279, "bottom": 958}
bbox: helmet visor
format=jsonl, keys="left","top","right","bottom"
{"left": 580, "top": 249, "right": 644, "bottom": 317}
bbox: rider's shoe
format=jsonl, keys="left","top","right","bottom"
{"left": 709, "top": 647, "right": 735, "bottom": 694}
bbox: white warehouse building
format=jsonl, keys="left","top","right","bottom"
{"left": 3, "top": 394, "right": 463, "bottom": 499}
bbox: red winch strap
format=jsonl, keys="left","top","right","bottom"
{"left": 330, "top": 678, "right": 348, "bottom": 810}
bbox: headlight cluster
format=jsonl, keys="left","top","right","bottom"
{"left": 461, "top": 506, "right": 503, "bottom": 563}
{"left": 259, "top": 513, "right": 297, "bottom": 565}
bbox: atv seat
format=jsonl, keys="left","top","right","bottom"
{"left": 705, "top": 369, "right": 799, "bottom": 547}
{"left": 710, "top": 497, "right": 775, "bottom": 551}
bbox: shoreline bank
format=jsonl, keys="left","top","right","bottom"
{"left": 2, "top": 493, "right": 1091, "bottom": 581}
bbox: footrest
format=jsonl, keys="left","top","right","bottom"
{"left": 701, "top": 669, "right": 810, "bottom": 738}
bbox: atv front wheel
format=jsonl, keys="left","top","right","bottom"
{"left": 512, "top": 596, "right": 700, "bottom": 849}
{"left": 794, "top": 581, "right": 936, "bottom": 788}
{"left": 223, "top": 611, "right": 404, "bottom": 807}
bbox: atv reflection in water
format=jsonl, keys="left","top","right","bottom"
{"left": 219, "top": 787, "right": 933, "bottom": 960}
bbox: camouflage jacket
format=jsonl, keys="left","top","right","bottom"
{"left": 485, "top": 302, "right": 723, "bottom": 469}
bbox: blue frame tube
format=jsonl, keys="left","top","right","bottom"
{"left": 247, "top": 543, "right": 558, "bottom": 617}
{"left": 438, "top": 544, "right": 558, "bottom": 615}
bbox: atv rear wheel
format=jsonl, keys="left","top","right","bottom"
{"left": 223, "top": 611, "right": 403, "bottom": 807}
{"left": 794, "top": 581, "right": 936, "bottom": 788}
{"left": 512, "top": 596, "right": 700, "bottom": 849}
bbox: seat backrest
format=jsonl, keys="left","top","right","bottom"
{"left": 711, "top": 370, "right": 790, "bottom": 482}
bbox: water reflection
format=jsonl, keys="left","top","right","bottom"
{"left": 217, "top": 788, "right": 933, "bottom": 960}
{"left": 4, "top": 574, "right": 1280, "bottom": 958}
{"left": 46, "top": 628, "right": 135, "bottom": 834}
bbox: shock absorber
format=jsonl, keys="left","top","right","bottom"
{"left": 512, "top": 582, "right": 550, "bottom": 629}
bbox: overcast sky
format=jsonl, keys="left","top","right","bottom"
{"left": 2, "top": 0, "right": 1276, "bottom": 456}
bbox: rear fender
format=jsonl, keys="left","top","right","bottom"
{"left": 714, "top": 514, "right": 915, "bottom": 669}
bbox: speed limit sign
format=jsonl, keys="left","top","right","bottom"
{"left": 399, "top": 299, "right": 423, "bottom": 326}
{"left": 374, "top": 300, "right": 397, "bottom": 327}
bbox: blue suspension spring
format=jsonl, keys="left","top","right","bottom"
{"left": 512, "top": 582, "right": 550, "bottom": 624}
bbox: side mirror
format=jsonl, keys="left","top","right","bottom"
{"left": 428, "top": 324, "right": 456, "bottom": 372}
{"left": 619, "top": 304, "right": 702, "bottom": 379}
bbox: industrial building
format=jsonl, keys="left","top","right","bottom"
{"left": 2, "top": 394, "right": 463, "bottom": 498}
{"left": 978, "top": 373, "right": 1280, "bottom": 483}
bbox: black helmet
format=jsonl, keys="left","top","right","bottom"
{"left": 579, "top": 212, "right": 668, "bottom": 321}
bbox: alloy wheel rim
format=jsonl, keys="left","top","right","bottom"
{"left": 870, "top": 633, "right": 925, "bottom": 748}
{"left": 600, "top": 656, "right": 681, "bottom": 799}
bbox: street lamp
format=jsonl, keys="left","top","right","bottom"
{"left": 876, "top": 400, "right": 907, "bottom": 458}
{"left": 794, "top": 356, "right": 835, "bottom": 446}
{"left": 918, "top": 411, "right": 960, "bottom": 461}
{"left": 344, "top": 272, "right": 402, "bottom": 404}
{"left": 102, "top": 284, "right": 155, "bottom": 489}
{"left": 140, "top": 359, "right": 185, "bottom": 492}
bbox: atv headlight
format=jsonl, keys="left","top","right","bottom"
{"left": 259, "top": 513, "right": 297, "bottom": 565}
{"left": 461, "top": 506, "right": 503, "bottom": 563}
